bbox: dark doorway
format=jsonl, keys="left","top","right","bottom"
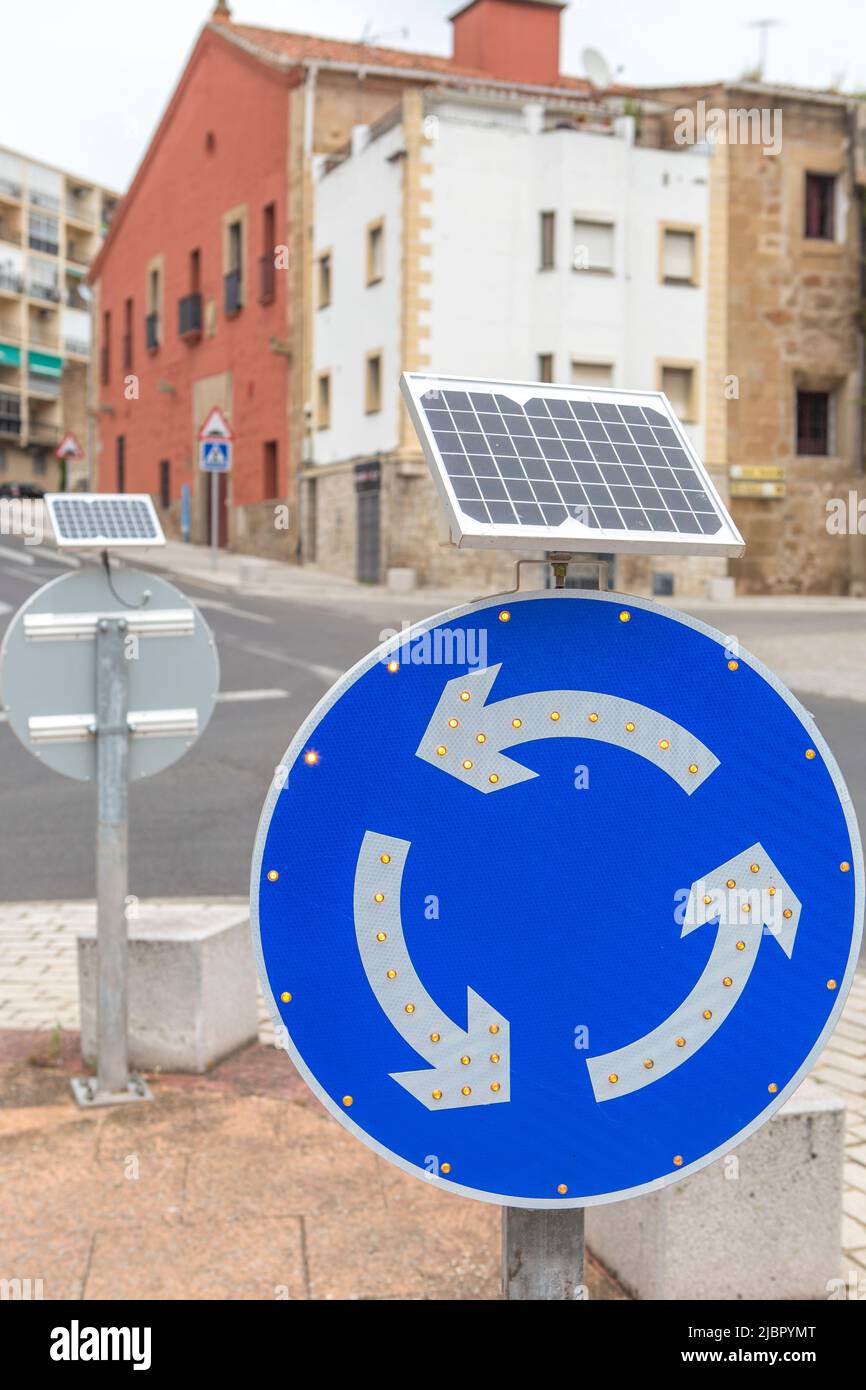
{"left": 354, "top": 459, "right": 381, "bottom": 584}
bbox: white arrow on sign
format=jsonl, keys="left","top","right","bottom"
{"left": 586, "top": 843, "right": 802, "bottom": 1102}
{"left": 417, "top": 664, "right": 719, "bottom": 794}
{"left": 354, "top": 830, "right": 510, "bottom": 1110}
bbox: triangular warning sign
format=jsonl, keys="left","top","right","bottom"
{"left": 197, "top": 406, "right": 234, "bottom": 441}
{"left": 55, "top": 432, "right": 84, "bottom": 460}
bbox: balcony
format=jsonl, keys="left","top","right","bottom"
{"left": 0, "top": 392, "right": 22, "bottom": 436}
{"left": 178, "top": 292, "right": 202, "bottom": 340}
{"left": 259, "top": 255, "right": 275, "bottom": 306}
{"left": 145, "top": 312, "right": 160, "bottom": 352}
{"left": 27, "top": 374, "right": 61, "bottom": 398}
{"left": 28, "top": 234, "right": 59, "bottom": 256}
{"left": 65, "top": 336, "right": 90, "bottom": 358}
{"left": 28, "top": 190, "right": 60, "bottom": 213}
{"left": 0, "top": 177, "right": 22, "bottom": 202}
{"left": 0, "top": 223, "right": 22, "bottom": 247}
{"left": 28, "top": 419, "right": 62, "bottom": 446}
{"left": 224, "top": 268, "right": 243, "bottom": 317}
{"left": 28, "top": 281, "right": 61, "bottom": 304}
{"left": 0, "top": 269, "right": 23, "bottom": 295}
{"left": 65, "top": 198, "right": 97, "bottom": 227}
{"left": 65, "top": 243, "right": 91, "bottom": 266}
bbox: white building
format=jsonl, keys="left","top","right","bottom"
{"left": 308, "top": 90, "right": 716, "bottom": 594}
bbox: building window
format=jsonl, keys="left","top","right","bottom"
{"left": 260, "top": 203, "right": 276, "bottom": 305}
{"left": 540, "top": 211, "right": 556, "bottom": 270}
{"left": 0, "top": 447, "right": 6, "bottom": 472}
{"left": 317, "top": 252, "right": 332, "bottom": 309}
{"left": 179, "top": 250, "right": 202, "bottom": 338}
{"left": 101, "top": 310, "right": 110, "bottom": 385}
{"left": 33, "top": 452, "right": 47, "bottom": 476}
{"left": 145, "top": 265, "right": 161, "bottom": 351}
{"left": 537, "top": 353, "right": 554, "bottom": 383}
{"left": 116, "top": 435, "right": 125, "bottom": 492}
{"left": 28, "top": 211, "right": 59, "bottom": 256}
{"left": 573, "top": 218, "right": 614, "bottom": 273}
{"left": 316, "top": 372, "right": 331, "bottom": 430}
{"left": 805, "top": 174, "right": 836, "bottom": 241}
{"left": 660, "top": 225, "right": 699, "bottom": 285}
{"left": 660, "top": 364, "right": 697, "bottom": 422}
{"left": 159, "top": 459, "right": 171, "bottom": 508}
{"left": 365, "top": 352, "right": 383, "bottom": 413}
{"left": 225, "top": 216, "right": 244, "bottom": 315}
{"left": 571, "top": 360, "right": 613, "bottom": 387}
{"left": 263, "top": 440, "right": 278, "bottom": 499}
{"left": 796, "top": 390, "right": 831, "bottom": 455}
{"left": 122, "top": 298, "right": 133, "bottom": 371}
{"left": 366, "top": 220, "right": 384, "bottom": 285}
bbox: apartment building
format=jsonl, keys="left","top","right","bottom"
{"left": 0, "top": 146, "right": 118, "bottom": 490}
{"left": 88, "top": 0, "right": 615, "bottom": 556}
{"left": 307, "top": 90, "right": 723, "bottom": 595}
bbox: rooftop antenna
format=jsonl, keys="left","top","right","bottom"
{"left": 747, "top": 18, "right": 781, "bottom": 79}
{"left": 359, "top": 20, "right": 410, "bottom": 45}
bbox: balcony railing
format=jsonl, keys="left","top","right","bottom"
{"left": 224, "top": 268, "right": 243, "bottom": 317}
{"left": 65, "top": 336, "right": 90, "bottom": 357}
{"left": 178, "top": 292, "right": 202, "bottom": 339}
{"left": 28, "top": 190, "right": 60, "bottom": 213}
{"left": 259, "top": 255, "right": 275, "bottom": 305}
{"left": 0, "top": 270, "right": 23, "bottom": 294}
{"left": 0, "top": 324, "right": 21, "bottom": 342}
{"left": 28, "top": 374, "right": 61, "bottom": 398}
{"left": 29, "top": 325, "right": 59, "bottom": 349}
{"left": 0, "top": 400, "right": 22, "bottom": 435}
{"left": 145, "top": 312, "right": 159, "bottom": 352}
{"left": 28, "top": 420, "right": 62, "bottom": 445}
{"left": 0, "top": 178, "right": 22, "bottom": 201}
{"left": 28, "top": 234, "right": 60, "bottom": 256}
{"left": 65, "top": 199, "right": 97, "bottom": 226}
{"left": 28, "top": 281, "right": 61, "bottom": 303}
{"left": 0, "top": 225, "right": 22, "bottom": 246}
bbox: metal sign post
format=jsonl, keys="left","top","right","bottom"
{"left": 0, "top": 558, "right": 220, "bottom": 1108}
{"left": 197, "top": 408, "right": 234, "bottom": 572}
{"left": 90, "top": 615, "right": 137, "bottom": 1101}
{"left": 503, "top": 1208, "right": 585, "bottom": 1300}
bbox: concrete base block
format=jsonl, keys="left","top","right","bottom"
{"left": 237, "top": 557, "right": 270, "bottom": 588}
{"left": 78, "top": 903, "right": 258, "bottom": 1074}
{"left": 387, "top": 566, "right": 417, "bottom": 594}
{"left": 704, "top": 576, "right": 736, "bottom": 602}
{"left": 586, "top": 1081, "right": 846, "bottom": 1300}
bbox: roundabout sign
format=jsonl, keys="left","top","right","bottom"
{"left": 251, "top": 590, "right": 863, "bottom": 1208}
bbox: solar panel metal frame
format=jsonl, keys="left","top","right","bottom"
{"left": 400, "top": 373, "right": 745, "bottom": 558}
{"left": 46, "top": 494, "right": 166, "bottom": 549}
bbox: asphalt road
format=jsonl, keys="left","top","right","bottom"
{"left": 0, "top": 539, "right": 864, "bottom": 903}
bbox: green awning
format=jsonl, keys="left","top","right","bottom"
{"left": 0, "top": 342, "right": 21, "bottom": 367}
{"left": 28, "top": 349, "right": 63, "bottom": 378}
{"left": 66, "top": 265, "right": 86, "bottom": 277}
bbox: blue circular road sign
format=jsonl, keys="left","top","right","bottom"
{"left": 251, "top": 591, "right": 863, "bottom": 1207}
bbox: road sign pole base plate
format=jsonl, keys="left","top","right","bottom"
{"left": 70, "top": 1073, "right": 153, "bottom": 1108}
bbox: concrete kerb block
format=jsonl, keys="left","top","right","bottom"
{"left": 387, "top": 567, "right": 417, "bottom": 594}
{"left": 78, "top": 902, "right": 258, "bottom": 1073}
{"left": 586, "top": 1080, "right": 846, "bottom": 1300}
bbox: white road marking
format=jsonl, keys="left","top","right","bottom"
{"left": 0, "top": 544, "right": 35, "bottom": 566}
{"left": 195, "top": 598, "right": 274, "bottom": 625}
{"left": 239, "top": 642, "right": 341, "bottom": 682}
{"left": 216, "top": 688, "right": 289, "bottom": 704}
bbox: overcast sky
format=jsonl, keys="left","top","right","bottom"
{"left": 3, "top": 0, "right": 864, "bottom": 191}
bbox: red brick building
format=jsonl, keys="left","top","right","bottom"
{"left": 89, "top": 0, "right": 596, "bottom": 556}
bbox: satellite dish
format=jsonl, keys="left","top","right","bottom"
{"left": 582, "top": 46, "right": 613, "bottom": 88}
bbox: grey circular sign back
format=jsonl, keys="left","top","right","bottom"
{"left": 0, "top": 568, "right": 219, "bottom": 781}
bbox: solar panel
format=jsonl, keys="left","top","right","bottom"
{"left": 400, "top": 374, "right": 744, "bottom": 557}
{"left": 46, "top": 494, "right": 166, "bottom": 549}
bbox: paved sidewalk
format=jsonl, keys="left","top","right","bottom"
{"left": 2, "top": 897, "right": 865, "bottom": 1280}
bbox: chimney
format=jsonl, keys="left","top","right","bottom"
{"left": 212, "top": 1, "right": 232, "bottom": 21}
{"left": 451, "top": 0, "right": 566, "bottom": 87}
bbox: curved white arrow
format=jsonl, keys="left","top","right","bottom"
{"left": 586, "top": 843, "right": 802, "bottom": 1102}
{"left": 354, "top": 830, "right": 510, "bottom": 1110}
{"left": 416, "top": 664, "right": 719, "bottom": 794}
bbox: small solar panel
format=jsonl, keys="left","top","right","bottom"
{"left": 400, "top": 374, "right": 744, "bottom": 557}
{"left": 46, "top": 494, "right": 166, "bottom": 549}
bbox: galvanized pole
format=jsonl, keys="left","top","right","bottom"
{"left": 95, "top": 616, "right": 130, "bottom": 1094}
{"left": 210, "top": 473, "right": 219, "bottom": 570}
{"left": 502, "top": 1208, "right": 587, "bottom": 1300}
{"left": 72, "top": 613, "right": 150, "bottom": 1106}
